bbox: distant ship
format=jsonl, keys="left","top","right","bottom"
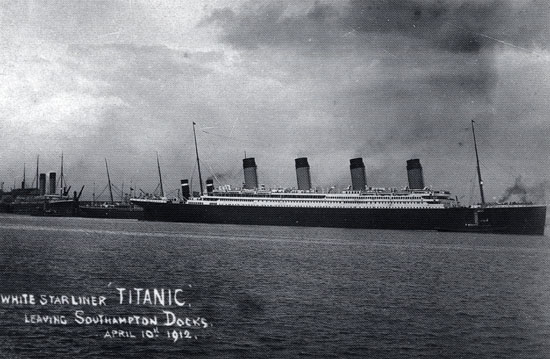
{"left": 131, "top": 122, "right": 546, "bottom": 235}
{"left": 79, "top": 202, "right": 143, "bottom": 219}
{"left": 78, "top": 159, "right": 142, "bottom": 220}
{"left": 0, "top": 154, "right": 83, "bottom": 216}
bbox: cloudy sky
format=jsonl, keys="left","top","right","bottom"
{"left": 0, "top": 0, "right": 549, "bottom": 203}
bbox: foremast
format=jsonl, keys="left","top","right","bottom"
{"left": 193, "top": 122, "right": 204, "bottom": 195}
{"left": 105, "top": 158, "right": 114, "bottom": 204}
{"left": 156, "top": 152, "right": 165, "bottom": 197}
{"left": 471, "top": 120, "right": 486, "bottom": 206}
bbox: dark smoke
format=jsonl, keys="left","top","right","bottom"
{"left": 499, "top": 177, "right": 548, "bottom": 204}
{"left": 208, "top": 169, "right": 241, "bottom": 187}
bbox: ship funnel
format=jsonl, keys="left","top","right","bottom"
{"left": 406, "top": 159, "right": 424, "bottom": 189}
{"left": 39, "top": 173, "right": 46, "bottom": 195}
{"left": 181, "top": 179, "right": 190, "bottom": 199}
{"left": 350, "top": 158, "right": 367, "bottom": 191}
{"left": 243, "top": 157, "right": 258, "bottom": 189}
{"left": 48, "top": 172, "right": 56, "bottom": 195}
{"left": 295, "top": 157, "right": 312, "bottom": 190}
{"left": 206, "top": 178, "right": 214, "bottom": 195}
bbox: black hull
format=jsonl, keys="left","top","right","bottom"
{"left": 6, "top": 200, "right": 79, "bottom": 217}
{"left": 79, "top": 206, "right": 143, "bottom": 220}
{"left": 133, "top": 201, "right": 547, "bottom": 236}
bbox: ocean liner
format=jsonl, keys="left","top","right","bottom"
{"left": 1, "top": 155, "right": 83, "bottom": 216}
{"left": 131, "top": 122, "right": 546, "bottom": 235}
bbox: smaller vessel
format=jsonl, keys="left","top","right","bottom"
{"left": 79, "top": 159, "right": 143, "bottom": 219}
{"left": 79, "top": 201, "right": 143, "bottom": 219}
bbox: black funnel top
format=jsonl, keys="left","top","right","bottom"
{"left": 243, "top": 158, "right": 257, "bottom": 168}
{"left": 407, "top": 159, "right": 422, "bottom": 170}
{"left": 295, "top": 157, "right": 309, "bottom": 169}
{"left": 350, "top": 158, "right": 365, "bottom": 170}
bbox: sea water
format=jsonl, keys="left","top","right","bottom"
{"left": 1, "top": 214, "right": 549, "bottom": 358}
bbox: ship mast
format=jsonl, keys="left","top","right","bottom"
{"left": 60, "top": 152, "right": 64, "bottom": 196}
{"left": 36, "top": 155, "right": 39, "bottom": 189}
{"left": 105, "top": 158, "right": 114, "bottom": 204}
{"left": 156, "top": 152, "right": 164, "bottom": 197}
{"left": 471, "top": 120, "right": 486, "bottom": 206}
{"left": 192, "top": 122, "right": 204, "bottom": 195}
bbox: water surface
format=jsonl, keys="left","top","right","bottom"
{"left": 1, "top": 214, "right": 549, "bottom": 358}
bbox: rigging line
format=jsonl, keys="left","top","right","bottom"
{"left": 202, "top": 159, "right": 222, "bottom": 186}
{"left": 110, "top": 184, "right": 126, "bottom": 197}
{"left": 164, "top": 188, "right": 180, "bottom": 196}
{"left": 95, "top": 185, "right": 108, "bottom": 200}
{"left": 152, "top": 183, "right": 160, "bottom": 196}
{"left": 199, "top": 150, "right": 242, "bottom": 183}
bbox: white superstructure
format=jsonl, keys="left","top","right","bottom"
{"left": 186, "top": 187, "right": 459, "bottom": 209}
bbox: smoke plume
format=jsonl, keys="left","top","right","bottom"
{"left": 499, "top": 177, "right": 548, "bottom": 204}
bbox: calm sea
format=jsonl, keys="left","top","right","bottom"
{"left": 1, "top": 213, "right": 549, "bottom": 358}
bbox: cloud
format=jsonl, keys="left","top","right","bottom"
{"left": 200, "top": 0, "right": 550, "bottom": 199}
{"left": 207, "top": 0, "right": 550, "bottom": 52}
{"left": 345, "top": 0, "right": 550, "bottom": 53}
{"left": 0, "top": 38, "right": 123, "bottom": 146}
{"left": 0, "top": 30, "right": 226, "bottom": 195}
{"left": 1, "top": 1, "right": 549, "bottom": 202}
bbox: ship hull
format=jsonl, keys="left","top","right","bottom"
{"left": 79, "top": 206, "right": 143, "bottom": 220}
{"left": 132, "top": 201, "right": 546, "bottom": 236}
{"left": 435, "top": 205, "right": 547, "bottom": 235}
{"left": 5, "top": 199, "right": 79, "bottom": 216}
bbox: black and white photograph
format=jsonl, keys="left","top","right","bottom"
{"left": 1, "top": 0, "right": 549, "bottom": 357}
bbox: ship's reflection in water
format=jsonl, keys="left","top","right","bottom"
{"left": 1, "top": 214, "right": 549, "bottom": 358}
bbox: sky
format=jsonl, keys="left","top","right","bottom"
{"left": 0, "top": 0, "right": 549, "bottom": 203}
